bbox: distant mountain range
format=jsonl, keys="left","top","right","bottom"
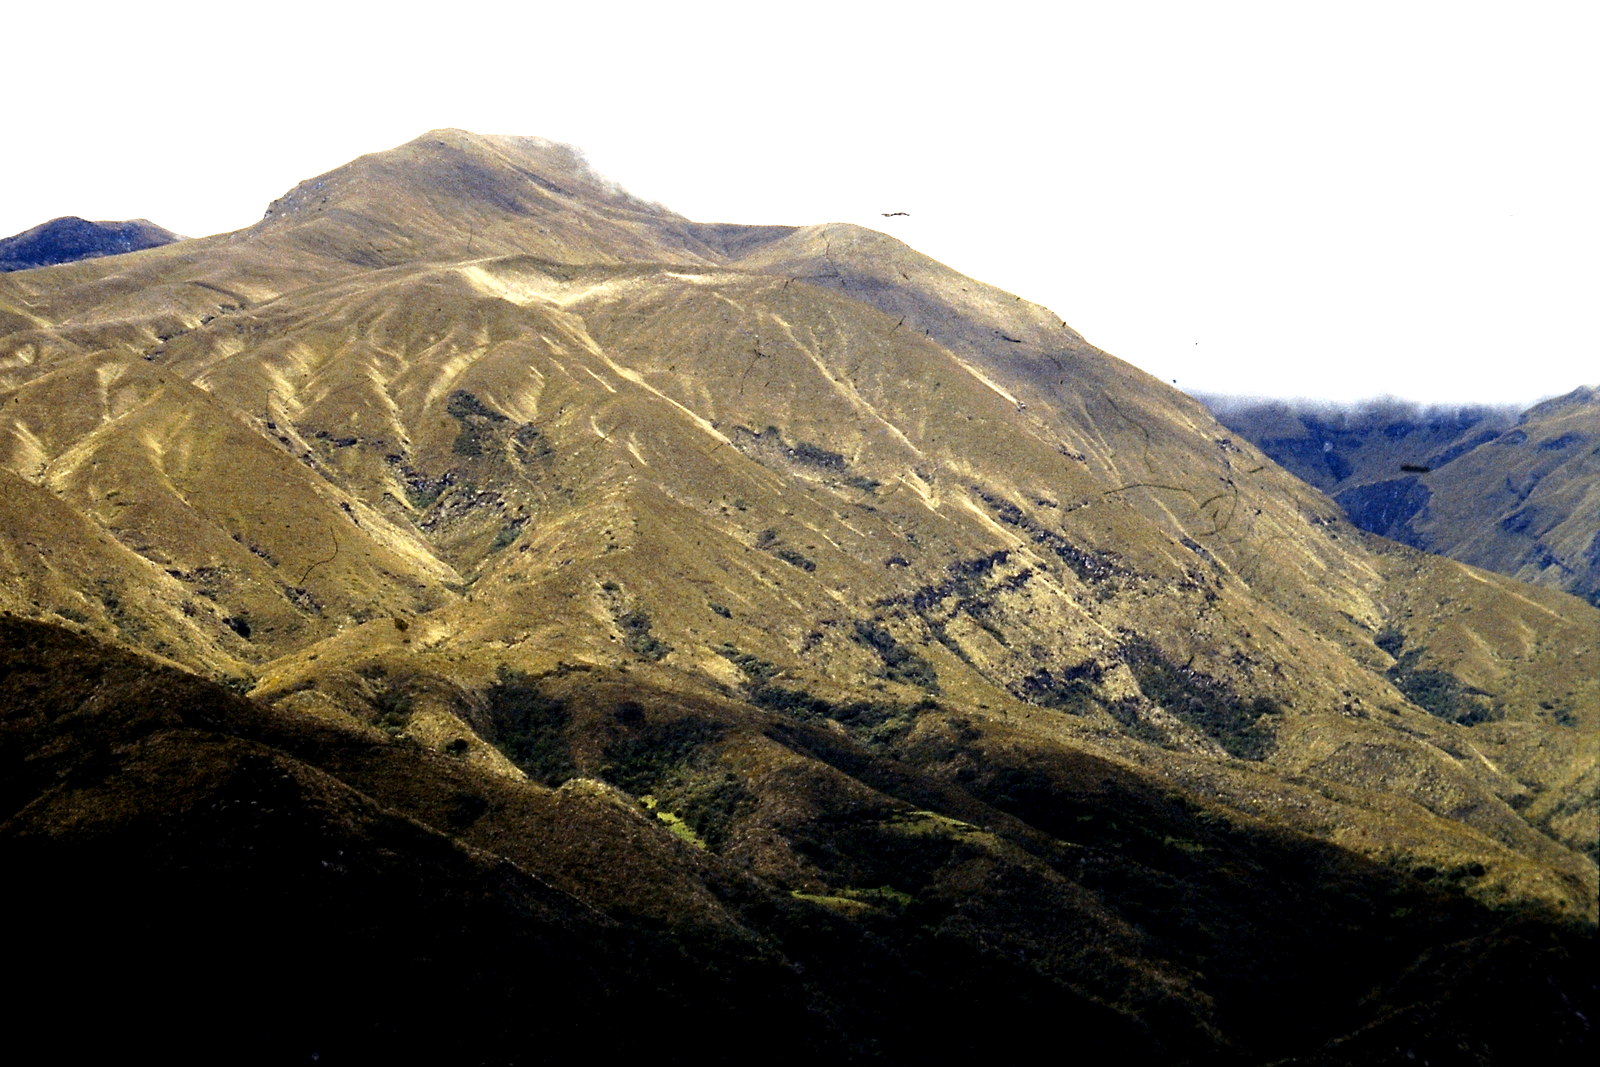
{"left": 1, "top": 130, "right": 1593, "bottom": 1063}
{"left": 0, "top": 215, "right": 182, "bottom": 272}
{"left": 1205, "top": 389, "right": 1600, "bottom": 606}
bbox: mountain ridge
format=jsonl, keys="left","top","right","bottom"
{"left": 1206, "top": 388, "right": 1600, "bottom": 604}
{"left": 0, "top": 215, "right": 183, "bottom": 272}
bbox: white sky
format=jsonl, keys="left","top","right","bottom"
{"left": 7, "top": 1, "right": 1595, "bottom": 406}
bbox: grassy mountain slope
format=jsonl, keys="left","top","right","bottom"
{"left": 1207, "top": 390, "right": 1600, "bottom": 604}
{"left": 0, "top": 130, "right": 1594, "bottom": 1060}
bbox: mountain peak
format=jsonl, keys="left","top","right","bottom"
{"left": 252, "top": 129, "right": 690, "bottom": 268}
{"left": 0, "top": 215, "right": 183, "bottom": 272}
{"left": 1524, "top": 383, "right": 1600, "bottom": 420}
{"left": 261, "top": 128, "right": 670, "bottom": 224}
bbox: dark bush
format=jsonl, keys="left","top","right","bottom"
{"left": 775, "top": 547, "right": 817, "bottom": 572}
{"left": 853, "top": 620, "right": 939, "bottom": 692}
{"left": 1381, "top": 633, "right": 1500, "bottom": 726}
{"left": 483, "top": 668, "right": 575, "bottom": 785}
{"left": 1120, "top": 639, "right": 1279, "bottom": 759}
{"left": 445, "top": 390, "right": 507, "bottom": 422}
{"left": 600, "top": 717, "right": 728, "bottom": 795}
{"left": 617, "top": 611, "right": 672, "bottom": 661}
{"left": 791, "top": 440, "right": 846, "bottom": 470}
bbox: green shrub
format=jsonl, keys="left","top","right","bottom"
{"left": 1380, "top": 632, "right": 1499, "bottom": 726}
{"left": 1119, "top": 639, "right": 1279, "bottom": 759}
{"left": 601, "top": 717, "right": 728, "bottom": 794}
{"left": 791, "top": 440, "right": 846, "bottom": 470}
{"left": 598, "top": 718, "right": 755, "bottom": 849}
{"left": 853, "top": 620, "right": 939, "bottom": 692}
{"left": 656, "top": 772, "right": 755, "bottom": 851}
{"left": 445, "top": 390, "right": 507, "bottom": 422}
{"left": 374, "top": 687, "right": 414, "bottom": 734}
{"left": 617, "top": 611, "right": 672, "bottom": 661}
{"left": 489, "top": 518, "right": 526, "bottom": 552}
{"left": 775, "top": 547, "right": 817, "bottom": 572}
{"left": 483, "top": 668, "right": 575, "bottom": 785}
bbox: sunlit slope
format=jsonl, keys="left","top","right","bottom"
{"left": 0, "top": 130, "right": 742, "bottom": 378}
{"left": 0, "top": 129, "right": 1594, "bottom": 924}
{"left": 0, "top": 349, "right": 461, "bottom": 662}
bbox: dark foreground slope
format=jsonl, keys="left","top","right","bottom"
{"left": 1206, "top": 391, "right": 1600, "bottom": 604}
{"left": 0, "top": 215, "right": 182, "bottom": 272}
{"left": 2, "top": 615, "right": 1593, "bottom": 1065}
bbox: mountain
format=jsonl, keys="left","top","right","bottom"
{"left": 1206, "top": 391, "right": 1600, "bottom": 605}
{"left": 0, "top": 215, "right": 183, "bottom": 272}
{"left": 1, "top": 130, "right": 1595, "bottom": 1061}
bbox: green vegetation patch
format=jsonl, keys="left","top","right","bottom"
{"left": 600, "top": 716, "right": 754, "bottom": 850}
{"left": 774, "top": 547, "right": 817, "bottom": 572}
{"left": 1390, "top": 665, "right": 1498, "bottom": 726}
{"left": 852, "top": 619, "right": 939, "bottom": 692}
{"left": 790, "top": 439, "right": 846, "bottom": 470}
{"left": 394, "top": 463, "right": 451, "bottom": 508}
{"left": 1378, "top": 629, "right": 1500, "bottom": 726}
{"left": 974, "top": 488, "right": 1126, "bottom": 586}
{"left": 446, "top": 389, "right": 508, "bottom": 423}
{"left": 656, "top": 772, "right": 752, "bottom": 851}
{"left": 1013, "top": 660, "right": 1103, "bottom": 714}
{"left": 483, "top": 668, "right": 575, "bottom": 785}
{"left": 1119, "top": 638, "right": 1281, "bottom": 759}
{"left": 754, "top": 527, "right": 818, "bottom": 572}
{"left": 489, "top": 517, "right": 527, "bottom": 552}
{"left": 602, "top": 717, "right": 728, "bottom": 792}
{"left": 373, "top": 685, "right": 414, "bottom": 735}
{"left": 616, "top": 610, "right": 672, "bottom": 661}
{"left": 640, "top": 796, "right": 708, "bottom": 850}
{"left": 783, "top": 808, "right": 968, "bottom": 900}
{"left": 512, "top": 423, "right": 553, "bottom": 462}
{"left": 787, "top": 886, "right": 914, "bottom": 914}
{"left": 789, "top": 891, "right": 873, "bottom": 913}
{"left": 716, "top": 644, "right": 934, "bottom": 748}
{"left": 446, "top": 389, "right": 508, "bottom": 457}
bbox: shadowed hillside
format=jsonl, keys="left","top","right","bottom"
{"left": 2, "top": 614, "right": 1593, "bottom": 1064}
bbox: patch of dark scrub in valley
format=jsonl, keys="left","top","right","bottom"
{"left": 1117, "top": 637, "right": 1283, "bottom": 759}
{"left": 1376, "top": 626, "right": 1501, "bottom": 726}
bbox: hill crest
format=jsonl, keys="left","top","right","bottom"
{"left": 0, "top": 215, "right": 183, "bottom": 272}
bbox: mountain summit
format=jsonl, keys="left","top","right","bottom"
{"left": 0, "top": 131, "right": 1594, "bottom": 1063}
{"left": 0, "top": 215, "right": 181, "bottom": 271}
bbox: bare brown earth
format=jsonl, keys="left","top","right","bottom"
{"left": 0, "top": 130, "right": 1594, "bottom": 1062}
